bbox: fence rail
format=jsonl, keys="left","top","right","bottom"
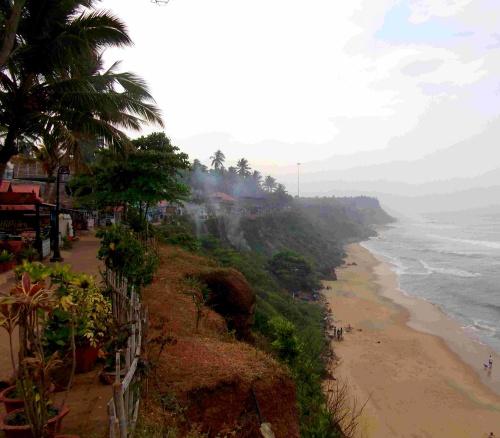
{"left": 105, "top": 271, "right": 147, "bottom": 438}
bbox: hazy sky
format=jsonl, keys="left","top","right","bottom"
{"left": 101, "top": 0, "right": 500, "bottom": 170}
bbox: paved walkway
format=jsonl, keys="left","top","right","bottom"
{"left": 0, "top": 233, "right": 109, "bottom": 437}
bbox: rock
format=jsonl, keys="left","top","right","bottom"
{"left": 260, "top": 423, "right": 276, "bottom": 438}
{"left": 330, "top": 268, "right": 338, "bottom": 281}
{"left": 197, "top": 268, "right": 256, "bottom": 341}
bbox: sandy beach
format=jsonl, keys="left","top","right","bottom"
{"left": 323, "top": 243, "right": 500, "bottom": 438}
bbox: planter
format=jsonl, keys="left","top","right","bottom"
{"left": 0, "top": 406, "right": 69, "bottom": 438}
{"left": 0, "top": 386, "right": 23, "bottom": 413}
{"left": 75, "top": 345, "right": 99, "bottom": 374}
{"left": 6, "top": 240, "right": 23, "bottom": 255}
{"left": 0, "top": 260, "right": 15, "bottom": 273}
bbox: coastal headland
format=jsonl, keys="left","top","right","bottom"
{"left": 323, "top": 243, "right": 500, "bottom": 438}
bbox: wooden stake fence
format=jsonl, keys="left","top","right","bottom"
{"left": 105, "top": 271, "right": 148, "bottom": 438}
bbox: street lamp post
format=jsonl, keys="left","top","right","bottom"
{"left": 50, "top": 165, "right": 70, "bottom": 262}
{"left": 297, "top": 163, "right": 301, "bottom": 198}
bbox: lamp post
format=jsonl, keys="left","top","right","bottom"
{"left": 297, "top": 163, "right": 301, "bottom": 198}
{"left": 50, "top": 165, "right": 70, "bottom": 262}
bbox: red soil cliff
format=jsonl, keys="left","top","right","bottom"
{"left": 142, "top": 246, "right": 300, "bottom": 437}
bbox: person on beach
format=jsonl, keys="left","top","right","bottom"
{"left": 340, "top": 327, "right": 343, "bottom": 340}
{"left": 488, "top": 355, "right": 493, "bottom": 369}
{"left": 488, "top": 432, "right": 495, "bottom": 438}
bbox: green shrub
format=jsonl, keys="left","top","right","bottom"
{"left": 96, "top": 224, "right": 159, "bottom": 287}
{"left": 0, "top": 249, "right": 14, "bottom": 263}
{"left": 155, "top": 219, "right": 200, "bottom": 252}
{"left": 268, "top": 316, "right": 302, "bottom": 364}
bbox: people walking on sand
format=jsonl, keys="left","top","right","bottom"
{"left": 340, "top": 327, "right": 343, "bottom": 340}
{"left": 488, "top": 354, "right": 493, "bottom": 369}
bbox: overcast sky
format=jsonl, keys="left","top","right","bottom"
{"left": 100, "top": 0, "right": 500, "bottom": 172}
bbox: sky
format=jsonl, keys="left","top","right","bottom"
{"left": 100, "top": 0, "right": 500, "bottom": 174}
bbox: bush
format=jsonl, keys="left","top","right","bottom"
{"left": 0, "top": 249, "right": 14, "bottom": 263}
{"left": 267, "top": 250, "right": 320, "bottom": 293}
{"left": 268, "top": 316, "right": 302, "bottom": 364}
{"left": 96, "top": 224, "right": 159, "bottom": 287}
{"left": 155, "top": 218, "right": 200, "bottom": 252}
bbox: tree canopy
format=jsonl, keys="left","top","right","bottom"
{"left": 267, "top": 250, "right": 319, "bottom": 293}
{"left": 70, "top": 132, "right": 190, "bottom": 215}
{"left": 0, "top": 0, "right": 162, "bottom": 173}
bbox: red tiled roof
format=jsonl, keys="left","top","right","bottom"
{"left": 11, "top": 184, "right": 41, "bottom": 197}
{"left": 0, "top": 181, "right": 43, "bottom": 205}
{"left": 0, "top": 181, "right": 10, "bottom": 192}
{"left": 209, "top": 192, "right": 235, "bottom": 202}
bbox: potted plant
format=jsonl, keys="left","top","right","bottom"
{"left": 0, "top": 405, "right": 69, "bottom": 438}
{"left": 99, "top": 334, "right": 128, "bottom": 385}
{"left": 0, "top": 273, "right": 70, "bottom": 438}
{"left": 0, "top": 385, "right": 23, "bottom": 413}
{"left": 0, "top": 249, "right": 15, "bottom": 272}
{"left": 0, "top": 296, "right": 21, "bottom": 412}
{"left": 19, "top": 246, "right": 38, "bottom": 262}
{"left": 43, "top": 270, "right": 111, "bottom": 374}
{"left": 73, "top": 284, "right": 111, "bottom": 373}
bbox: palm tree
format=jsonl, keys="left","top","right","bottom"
{"left": 192, "top": 159, "right": 208, "bottom": 173}
{"left": 236, "top": 158, "right": 251, "bottom": 177}
{"left": 210, "top": 150, "right": 225, "bottom": 171}
{"left": 275, "top": 183, "right": 287, "bottom": 195}
{"left": 0, "top": 1, "right": 163, "bottom": 175}
{"left": 251, "top": 170, "right": 263, "bottom": 186}
{"left": 263, "top": 175, "right": 277, "bottom": 192}
{"left": 33, "top": 136, "right": 65, "bottom": 203}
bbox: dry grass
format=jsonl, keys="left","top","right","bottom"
{"left": 139, "top": 244, "right": 293, "bottom": 436}
{"left": 325, "top": 379, "right": 369, "bottom": 438}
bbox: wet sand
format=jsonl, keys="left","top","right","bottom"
{"left": 323, "top": 243, "right": 500, "bottom": 438}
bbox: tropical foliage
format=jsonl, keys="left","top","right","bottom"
{"left": 267, "top": 250, "right": 320, "bottom": 293}
{"left": 188, "top": 149, "right": 292, "bottom": 202}
{"left": 96, "top": 224, "right": 159, "bottom": 287}
{"left": 0, "top": 0, "right": 162, "bottom": 174}
{"left": 70, "top": 132, "right": 190, "bottom": 217}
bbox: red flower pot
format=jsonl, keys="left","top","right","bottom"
{"left": 0, "top": 406, "right": 69, "bottom": 438}
{"left": 0, "top": 386, "right": 23, "bottom": 413}
{"left": 75, "top": 345, "right": 99, "bottom": 374}
{"left": 6, "top": 241, "right": 23, "bottom": 255}
{"left": 0, "top": 260, "right": 15, "bottom": 273}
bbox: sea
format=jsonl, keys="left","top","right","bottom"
{"left": 362, "top": 209, "right": 500, "bottom": 354}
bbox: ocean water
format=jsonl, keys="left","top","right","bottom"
{"left": 362, "top": 210, "right": 500, "bottom": 353}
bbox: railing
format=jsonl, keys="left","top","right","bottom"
{"left": 105, "top": 271, "right": 148, "bottom": 438}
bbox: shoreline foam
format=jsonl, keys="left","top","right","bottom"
{"left": 362, "top": 241, "right": 500, "bottom": 395}
{"left": 323, "top": 243, "right": 500, "bottom": 438}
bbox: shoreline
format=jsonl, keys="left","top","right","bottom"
{"left": 323, "top": 243, "right": 500, "bottom": 438}
{"left": 362, "top": 240, "right": 500, "bottom": 396}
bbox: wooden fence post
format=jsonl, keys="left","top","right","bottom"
{"left": 113, "top": 382, "right": 127, "bottom": 438}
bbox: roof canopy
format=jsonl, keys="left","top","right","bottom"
{"left": 0, "top": 180, "right": 43, "bottom": 210}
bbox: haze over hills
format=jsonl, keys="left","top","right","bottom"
{"left": 272, "top": 122, "right": 500, "bottom": 215}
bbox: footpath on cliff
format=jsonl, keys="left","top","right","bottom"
{"left": 0, "top": 233, "right": 110, "bottom": 437}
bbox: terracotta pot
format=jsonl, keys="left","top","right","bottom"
{"left": 0, "top": 260, "right": 15, "bottom": 273}
{"left": 0, "top": 386, "right": 23, "bottom": 413}
{"left": 75, "top": 345, "right": 99, "bottom": 374}
{"left": 0, "top": 406, "right": 69, "bottom": 438}
{"left": 6, "top": 241, "right": 23, "bottom": 254}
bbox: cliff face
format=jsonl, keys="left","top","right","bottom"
{"left": 142, "top": 245, "right": 300, "bottom": 437}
